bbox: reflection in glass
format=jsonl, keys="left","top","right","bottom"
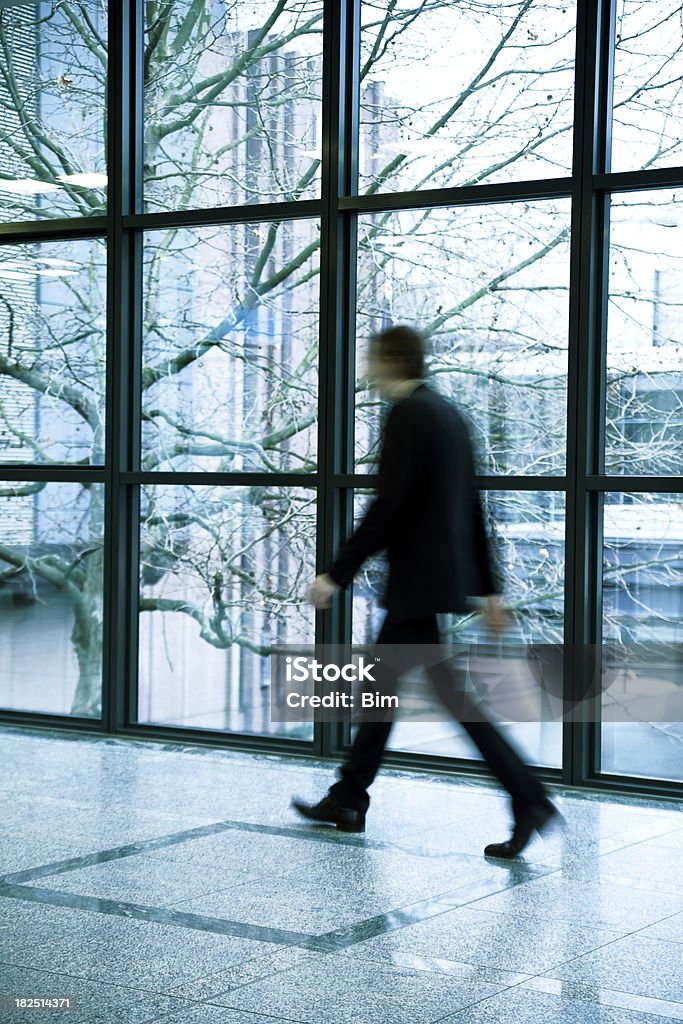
{"left": 602, "top": 492, "right": 683, "bottom": 782}
{"left": 138, "top": 485, "right": 315, "bottom": 739}
{"left": 355, "top": 202, "right": 571, "bottom": 475}
{"left": 359, "top": 1, "right": 575, "bottom": 194}
{"left": 0, "top": 240, "right": 107, "bottom": 464}
{"left": 0, "top": 1, "right": 107, "bottom": 222}
{"left": 142, "top": 221, "right": 319, "bottom": 473}
{"left": 612, "top": 2, "right": 683, "bottom": 172}
{"left": 605, "top": 191, "right": 683, "bottom": 476}
{"left": 0, "top": 482, "right": 104, "bottom": 717}
{"left": 144, "top": 1, "right": 323, "bottom": 212}
{"left": 351, "top": 489, "right": 565, "bottom": 767}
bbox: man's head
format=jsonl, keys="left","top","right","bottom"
{"left": 366, "top": 325, "right": 426, "bottom": 397}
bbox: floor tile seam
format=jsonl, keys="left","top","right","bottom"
{"left": 516, "top": 976, "right": 683, "bottom": 1021}
{"left": 306, "top": 872, "right": 555, "bottom": 952}
{"left": 430, "top": 976, "right": 683, "bottom": 1024}
{"left": 119, "top": 1008, "right": 196, "bottom": 1024}
{"left": 0, "top": 944, "right": 313, "bottom": 1009}
{"left": 73, "top": 997, "right": 204, "bottom": 1024}
{"left": 459, "top": 901, "right": 683, "bottom": 935}
{"left": 539, "top": 784, "right": 683, "bottom": 813}
{"left": 115, "top": 997, "right": 260, "bottom": 1024}
{"left": 352, "top": 837, "right": 508, "bottom": 860}
{"left": 519, "top": 975, "right": 683, "bottom": 1005}
{"left": 206, "top": 967, "right": 486, "bottom": 1024}
{"left": 196, "top": 999, "right": 318, "bottom": 1024}
{"left": 36, "top": 869, "right": 278, "bottom": 911}
{"left": 414, "top": 865, "right": 562, "bottom": 916}
{"left": 597, "top": 828, "right": 683, "bottom": 856}
{"left": 591, "top": 870, "right": 683, "bottom": 898}
{"left": 147, "top": 859, "right": 337, "bottom": 893}
{"left": 427, "top": 976, "right": 521, "bottom": 1024}
{"left": 232, "top": 852, "right": 529, "bottom": 894}
{"left": 426, "top": 892, "right": 586, "bottom": 926}
{"left": 378, "top": 897, "right": 630, "bottom": 942}
{"left": 159, "top": 870, "right": 310, "bottom": 911}
{"left": 0, "top": 883, "right": 316, "bottom": 948}
{"left": 0, "top": 959, "right": 220, "bottom": 1024}
{"left": 331, "top": 946, "right": 536, "bottom": 988}
{"left": 197, "top": 959, "right": 328, "bottom": 1003}
{"left": 0, "top": 958, "right": 210, "bottom": 1005}
{"left": 608, "top": 921, "right": 683, "bottom": 947}
{"left": 360, "top": 930, "right": 635, "bottom": 1009}
{"left": 530, "top": 926, "right": 662, "bottom": 979}
{"left": 0, "top": 957, "right": 155, "bottom": 990}
{"left": 441, "top": 875, "right": 683, "bottom": 931}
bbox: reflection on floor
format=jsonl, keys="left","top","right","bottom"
{"left": 0, "top": 727, "right": 682, "bottom": 1024}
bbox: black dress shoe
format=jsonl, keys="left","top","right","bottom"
{"left": 484, "top": 797, "right": 562, "bottom": 859}
{"left": 291, "top": 795, "right": 365, "bottom": 833}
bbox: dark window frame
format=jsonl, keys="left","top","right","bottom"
{"left": 0, "top": 0, "right": 682, "bottom": 799}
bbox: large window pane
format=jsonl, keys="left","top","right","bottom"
{"left": 601, "top": 491, "right": 683, "bottom": 782}
{"left": 605, "top": 190, "right": 683, "bottom": 475}
{"left": 144, "top": 1, "right": 323, "bottom": 212}
{"left": 0, "top": 2, "right": 107, "bottom": 223}
{"left": 355, "top": 202, "right": 571, "bottom": 475}
{"left": 0, "top": 481, "right": 104, "bottom": 718}
{"left": 359, "top": 1, "right": 575, "bottom": 195}
{"left": 611, "top": 1, "right": 683, "bottom": 173}
{"left": 138, "top": 484, "right": 315, "bottom": 740}
{"left": 0, "top": 239, "right": 107, "bottom": 465}
{"left": 351, "top": 489, "right": 565, "bottom": 768}
{"left": 141, "top": 220, "right": 319, "bottom": 473}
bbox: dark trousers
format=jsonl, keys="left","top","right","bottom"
{"left": 329, "top": 613, "right": 548, "bottom": 817}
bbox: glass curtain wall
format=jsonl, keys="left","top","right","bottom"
{"left": 0, "top": 1, "right": 107, "bottom": 719}
{"left": 0, "top": 0, "right": 682, "bottom": 792}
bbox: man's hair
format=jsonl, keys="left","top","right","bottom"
{"left": 369, "top": 324, "right": 426, "bottom": 379}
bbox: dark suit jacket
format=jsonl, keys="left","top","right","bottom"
{"left": 326, "top": 381, "right": 502, "bottom": 622}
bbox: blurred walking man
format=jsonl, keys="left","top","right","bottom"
{"left": 292, "top": 325, "right": 560, "bottom": 858}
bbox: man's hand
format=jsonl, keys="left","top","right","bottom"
{"left": 305, "top": 573, "right": 341, "bottom": 610}
{"left": 484, "top": 594, "right": 508, "bottom": 634}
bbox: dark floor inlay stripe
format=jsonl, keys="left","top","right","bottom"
{"left": 0, "top": 820, "right": 251, "bottom": 886}
{"left": 0, "top": 864, "right": 558, "bottom": 956}
{"left": 0, "top": 883, "right": 314, "bottom": 947}
{"left": 310, "top": 873, "right": 553, "bottom": 951}
{"left": 0, "top": 879, "right": 480, "bottom": 955}
{"left": 0, "top": 816, "right": 450, "bottom": 888}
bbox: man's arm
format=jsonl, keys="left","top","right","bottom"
{"left": 326, "top": 403, "right": 420, "bottom": 589}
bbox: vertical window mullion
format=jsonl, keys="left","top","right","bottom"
{"left": 564, "top": 0, "right": 614, "bottom": 785}
{"left": 102, "top": 0, "right": 136, "bottom": 734}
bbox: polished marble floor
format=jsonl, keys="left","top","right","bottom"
{"left": 0, "top": 726, "right": 682, "bottom": 1024}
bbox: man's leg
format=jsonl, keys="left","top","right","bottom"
{"left": 292, "top": 613, "right": 422, "bottom": 826}
{"left": 327, "top": 719, "right": 393, "bottom": 814}
{"left": 425, "top": 618, "right": 560, "bottom": 855}
{"left": 329, "top": 613, "right": 442, "bottom": 811}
